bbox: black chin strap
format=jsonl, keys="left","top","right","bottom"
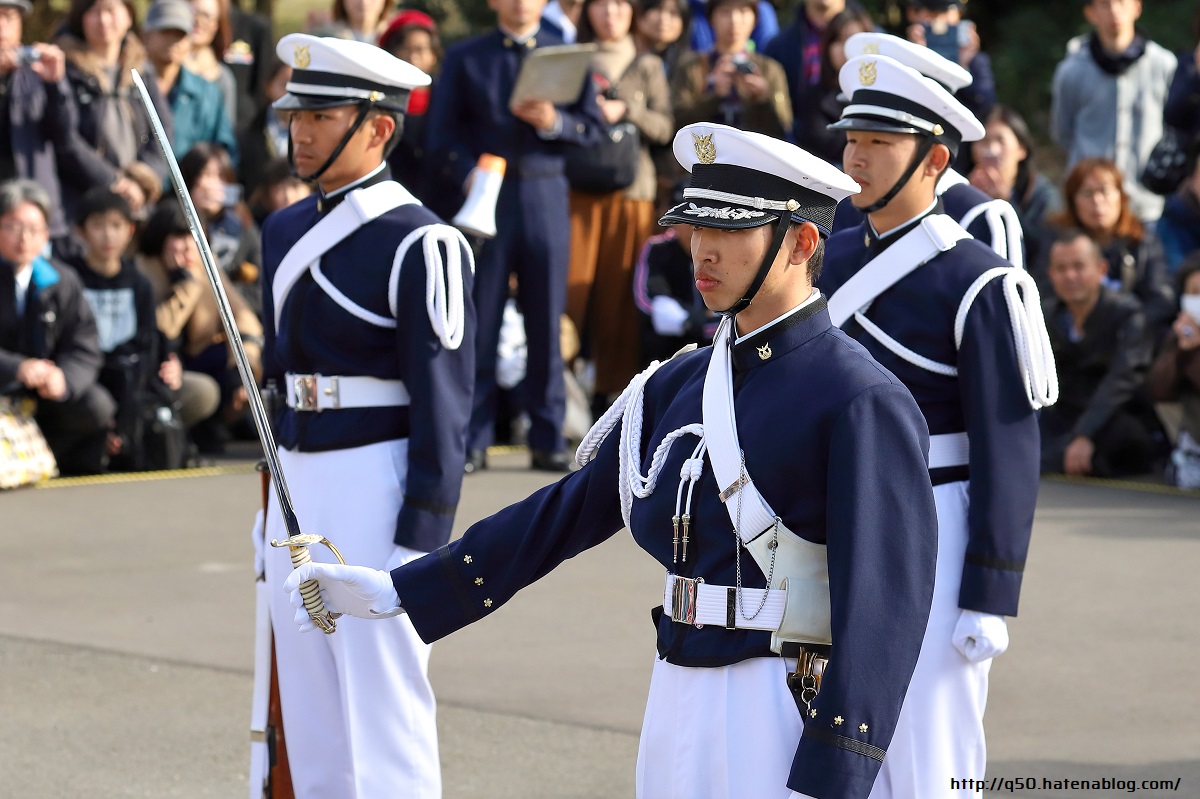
{"left": 858, "top": 135, "right": 937, "bottom": 214}
{"left": 720, "top": 210, "right": 794, "bottom": 317}
{"left": 288, "top": 102, "right": 374, "bottom": 186}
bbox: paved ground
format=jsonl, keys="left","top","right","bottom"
{"left": 1, "top": 451, "right": 1197, "bottom": 798}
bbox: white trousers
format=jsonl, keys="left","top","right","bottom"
{"left": 264, "top": 439, "right": 441, "bottom": 799}
{"left": 870, "top": 480, "right": 990, "bottom": 799}
{"left": 636, "top": 655, "right": 803, "bottom": 799}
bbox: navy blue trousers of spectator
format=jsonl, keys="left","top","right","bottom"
{"left": 468, "top": 174, "right": 569, "bottom": 455}
{"left": 1040, "top": 405, "right": 1164, "bottom": 478}
{"left": 36, "top": 383, "right": 115, "bottom": 475}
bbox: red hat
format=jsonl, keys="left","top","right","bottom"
{"left": 378, "top": 10, "right": 437, "bottom": 50}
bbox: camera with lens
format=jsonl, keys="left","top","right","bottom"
{"left": 14, "top": 46, "right": 39, "bottom": 67}
{"left": 732, "top": 54, "right": 757, "bottom": 76}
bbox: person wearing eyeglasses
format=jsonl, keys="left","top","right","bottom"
{"left": 0, "top": 178, "right": 114, "bottom": 474}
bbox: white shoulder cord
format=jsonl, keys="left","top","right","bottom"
{"left": 853, "top": 310, "right": 958, "bottom": 376}
{"left": 954, "top": 267, "right": 1059, "bottom": 410}
{"left": 959, "top": 199, "right": 1026, "bottom": 270}
{"left": 573, "top": 357, "right": 707, "bottom": 529}
{"left": 388, "top": 223, "right": 476, "bottom": 350}
{"left": 672, "top": 440, "right": 707, "bottom": 565}
{"left": 575, "top": 358, "right": 664, "bottom": 467}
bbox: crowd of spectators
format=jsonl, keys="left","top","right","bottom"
{"left": 2, "top": 0, "right": 1200, "bottom": 489}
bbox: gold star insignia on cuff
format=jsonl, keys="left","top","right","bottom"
{"left": 475, "top": 577, "right": 484, "bottom": 585}
{"left": 859, "top": 723, "right": 869, "bottom": 733}
{"left": 483, "top": 598, "right": 493, "bottom": 608}
{"left": 464, "top": 555, "right": 473, "bottom": 564}
{"left": 833, "top": 716, "right": 844, "bottom": 725}
{"left": 808, "top": 709, "right": 817, "bottom": 718}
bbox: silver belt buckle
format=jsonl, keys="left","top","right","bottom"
{"left": 670, "top": 576, "right": 704, "bottom": 628}
{"left": 292, "top": 374, "right": 319, "bottom": 412}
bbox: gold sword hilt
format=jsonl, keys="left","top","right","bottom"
{"left": 270, "top": 533, "right": 347, "bottom": 635}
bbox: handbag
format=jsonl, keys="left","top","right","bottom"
{"left": 0, "top": 393, "right": 58, "bottom": 489}
{"left": 565, "top": 120, "right": 641, "bottom": 194}
{"left": 1141, "top": 126, "right": 1193, "bottom": 196}
{"left": 135, "top": 397, "right": 190, "bottom": 472}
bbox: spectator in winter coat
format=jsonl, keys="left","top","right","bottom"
{"left": 1048, "top": 158, "right": 1175, "bottom": 336}
{"left": 1040, "top": 227, "right": 1162, "bottom": 478}
{"left": 57, "top": 0, "right": 173, "bottom": 222}
{"left": 143, "top": 0, "right": 238, "bottom": 164}
{"left": 1051, "top": 0, "right": 1177, "bottom": 222}
{"left": 0, "top": 179, "right": 114, "bottom": 474}
{"left": 0, "top": 0, "right": 82, "bottom": 237}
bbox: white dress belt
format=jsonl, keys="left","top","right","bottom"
{"left": 285, "top": 373, "right": 411, "bottom": 412}
{"left": 665, "top": 574, "right": 787, "bottom": 632}
{"left": 928, "top": 432, "right": 969, "bottom": 470}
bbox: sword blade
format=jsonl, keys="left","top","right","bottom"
{"left": 130, "top": 70, "right": 302, "bottom": 541}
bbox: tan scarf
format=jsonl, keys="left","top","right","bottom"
{"left": 591, "top": 34, "right": 637, "bottom": 85}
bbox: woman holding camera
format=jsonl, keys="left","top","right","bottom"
{"left": 56, "top": 0, "right": 172, "bottom": 223}
{"left": 670, "top": 0, "right": 789, "bottom": 139}
{"left": 566, "top": 0, "right": 673, "bottom": 411}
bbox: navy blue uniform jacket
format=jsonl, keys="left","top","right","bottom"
{"left": 819, "top": 214, "right": 1040, "bottom": 617}
{"left": 392, "top": 299, "right": 938, "bottom": 799}
{"left": 424, "top": 28, "right": 602, "bottom": 188}
{"left": 260, "top": 170, "right": 476, "bottom": 553}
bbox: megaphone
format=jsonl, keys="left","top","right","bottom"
{"left": 453, "top": 154, "right": 506, "bottom": 239}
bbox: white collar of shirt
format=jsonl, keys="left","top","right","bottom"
{"left": 868, "top": 199, "right": 938, "bottom": 242}
{"left": 13, "top": 263, "right": 32, "bottom": 315}
{"left": 541, "top": 2, "right": 576, "bottom": 43}
{"left": 323, "top": 162, "right": 387, "bottom": 203}
{"left": 500, "top": 23, "right": 541, "bottom": 44}
{"left": 734, "top": 288, "right": 821, "bottom": 344}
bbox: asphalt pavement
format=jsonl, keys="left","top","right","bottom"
{"left": 1, "top": 451, "right": 1197, "bottom": 798}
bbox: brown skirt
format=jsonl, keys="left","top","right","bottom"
{"left": 567, "top": 189, "right": 656, "bottom": 395}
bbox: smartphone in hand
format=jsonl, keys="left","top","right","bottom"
{"left": 921, "top": 22, "right": 960, "bottom": 64}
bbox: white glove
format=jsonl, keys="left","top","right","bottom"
{"left": 386, "top": 544, "right": 424, "bottom": 572}
{"left": 283, "top": 561, "right": 404, "bottom": 633}
{"left": 496, "top": 300, "right": 528, "bottom": 390}
{"left": 250, "top": 509, "right": 265, "bottom": 578}
{"left": 789, "top": 792, "right": 819, "bottom": 799}
{"left": 651, "top": 296, "right": 690, "bottom": 336}
{"left": 952, "top": 609, "right": 1009, "bottom": 663}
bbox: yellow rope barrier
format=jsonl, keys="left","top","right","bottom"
{"left": 36, "top": 462, "right": 258, "bottom": 489}
{"left": 33, "top": 445, "right": 535, "bottom": 489}
{"left": 1043, "top": 473, "right": 1200, "bottom": 499}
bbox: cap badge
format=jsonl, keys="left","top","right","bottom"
{"left": 858, "top": 60, "right": 877, "bottom": 87}
{"left": 862, "top": 43, "right": 879, "bottom": 55}
{"left": 294, "top": 44, "right": 311, "bottom": 69}
{"left": 692, "top": 132, "right": 717, "bottom": 165}
{"left": 757, "top": 343, "right": 772, "bottom": 361}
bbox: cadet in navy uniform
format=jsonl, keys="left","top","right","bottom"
{"left": 424, "top": 0, "right": 603, "bottom": 473}
{"left": 831, "top": 33, "right": 1026, "bottom": 269}
{"left": 257, "top": 34, "right": 475, "bottom": 798}
{"left": 283, "top": 123, "right": 941, "bottom": 799}
{"left": 819, "top": 55, "right": 1058, "bottom": 798}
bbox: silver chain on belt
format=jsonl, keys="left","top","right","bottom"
{"left": 733, "top": 451, "right": 779, "bottom": 620}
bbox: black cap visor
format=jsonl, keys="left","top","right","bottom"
{"left": 274, "top": 92, "right": 364, "bottom": 112}
{"left": 826, "top": 116, "right": 924, "bottom": 137}
{"left": 659, "top": 201, "right": 782, "bottom": 231}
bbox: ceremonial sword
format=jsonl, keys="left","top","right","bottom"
{"left": 131, "top": 70, "right": 344, "bottom": 634}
